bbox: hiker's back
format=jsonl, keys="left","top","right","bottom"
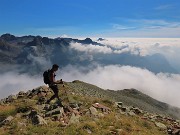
{"left": 43, "top": 70, "right": 51, "bottom": 84}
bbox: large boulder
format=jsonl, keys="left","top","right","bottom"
{"left": 6, "top": 95, "right": 17, "bottom": 102}
{"left": 45, "top": 107, "right": 65, "bottom": 117}
{"left": 0, "top": 99, "right": 5, "bottom": 105}
{"left": 155, "top": 122, "right": 167, "bottom": 130}
{"left": 89, "top": 107, "right": 98, "bottom": 117}
{"left": 0, "top": 116, "right": 14, "bottom": 126}
{"left": 27, "top": 86, "right": 50, "bottom": 99}
{"left": 92, "top": 103, "right": 111, "bottom": 114}
{"left": 29, "top": 109, "right": 47, "bottom": 125}
{"left": 131, "top": 107, "right": 143, "bottom": 115}
{"left": 17, "top": 91, "right": 26, "bottom": 98}
{"left": 172, "top": 129, "right": 180, "bottom": 135}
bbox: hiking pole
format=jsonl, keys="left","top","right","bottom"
{"left": 59, "top": 80, "right": 70, "bottom": 103}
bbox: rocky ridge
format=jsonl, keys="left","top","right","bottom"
{"left": 0, "top": 81, "right": 180, "bottom": 134}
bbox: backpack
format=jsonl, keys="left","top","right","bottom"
{"left": 43, "top": 70, "right": 51, "bottom": 84}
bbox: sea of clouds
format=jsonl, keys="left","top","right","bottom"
{"left": 1, "top": 38, "right": 180, "bottom": 108}
{"left": 71, "top": 38, "right": 180, "bottom": 71}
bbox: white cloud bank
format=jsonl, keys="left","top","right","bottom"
{"left": 96, "top": 38, "right": 180, "bottom": 56}
{"left": 70, "top": 42, "right": 135, "bottom": 55}
{"left": 0, "top": 72, "right": 44, "bottom": 99}
{"left": 70, "top": 38, "right": 180, "bottom": 71}
{"left": 70, "top": 42, "right": 113, "bottom": 54}
{"left": 97, "top": 38, "right": 180, "bottom": 70}
{"left": 71, "top": 38, "right": 180, "bottom": 56}
{"left": 61, "top": 65, "right": 180, "bottom": 108}
{"left": 1, "top": 64, "right": 180, "bottom": 108}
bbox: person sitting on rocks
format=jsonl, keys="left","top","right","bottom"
{"left": 46, "top": 64, "right": 64, "bottom": 107}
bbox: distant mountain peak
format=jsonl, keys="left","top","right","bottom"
{"left": 27, "top": 36, "right": 43, "bottom": 46}
{"left": 0, "top": 33, "right": 16, "bottom": 41}
{"left": 97, "top": 38, "right": 106, "bottom": 41}
{"left": 82, "top": 38, "right": 93, "bottom": 44}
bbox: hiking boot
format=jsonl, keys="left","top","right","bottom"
{"left": 56, "top": 100, "right": 64, "bottom": 107}
{"left": 58, "top": 102, "right": 64, "bottom": 107}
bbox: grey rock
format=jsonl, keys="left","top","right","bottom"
{"left": 128, "top": 111, "right": 136, "bottom": 116}
{"left": 132, "top": 107, "right": 143, "bottom": 115}
{"left": 26, "top": 90, "right": 32, "bottom": 95}
{"left": 45, "top": 107, "right": 64, "bottom": 117}
{"left": 44, "top": 104, "right": 50, "bottom": 111}
{"left": 17, "top": 91, "right": 26, "bottom": 98}
{"left": 36, "top": 104, "right": 46, "bottom": 113}
{"left": 1, "top": 116, "right": 14, "bottom": 125}
{"left": 172, "top": 129, "right": 180, "bottom": 135}
{"left": 36, "top": 115, "right": 47, "bottom": 125}
{"left": 89, "top": 107, "right": 98, "bottom": 116}
{"left": 155, "top": 122, "right": 167, "bottom": 130}
{"left": 28, "top": 110, "right": 47, "bottom": 125}
{"left": 119, "top": 110, "right": 126, "bottom": 115}
{"left": 69, "top": 113, "right": 80, "bottom": 124}
{"left": 115, "top": 102, "right": 123, "bottom": 108}
{"left": 48, "top": 104, "right": 59, "bottom": 111}
{"left": 0, "top": 99, "right": 5, "bottom": 105}
{"left": 85, "top": 128, "right": 92, "bottom": 134}
{"left": 5, "top": 116, "right": 14, "bottom": 122}
{"left": 52, "top": 114, "right": 61, "bottom": 121}
{"left": 167, "top": 127, "right": 173, "bottom": 134}
{"left": 69, "top": 103, "right": 79, "bottom": 109}
{"left": 92, "top": 103, "right": 111, "bottom": 113}
{"left": 37, "top": 97, "right": 46, "bottom": 104}
{"left": 121, "top": 107, "right": 127, "bottom": 112}
{"left": 29, "top": 110, "right": 38, "bottom": 118}
{"left": 6, "top": 95, "right": 17, "bottom": 102}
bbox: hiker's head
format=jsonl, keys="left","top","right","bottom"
{"left": 52, "top": 64, "right": 59, "bottom": 71}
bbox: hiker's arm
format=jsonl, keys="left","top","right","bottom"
{"left": 56, "top": 79, "right": 64, "bottom": 84}
{"left": 50, "top": 73, "right": 61, "bottom": 84}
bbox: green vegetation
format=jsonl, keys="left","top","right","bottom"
{"left": 0, "top": 105, "right": 16, "bottom": 121}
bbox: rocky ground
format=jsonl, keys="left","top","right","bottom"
{"left": 0, "top": 81, "right": 180, "bottom": 135}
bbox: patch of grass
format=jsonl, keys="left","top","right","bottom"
{"left": 14, "top": 99, "right": 36, "bottom": 113}
{"left": 97, "top": 112, "right": 118, "bottom": 129}
{"left": 102, "top": 99, "right": 113, "bottom": 106}
{"left": 0, "top": 127, "right": 9, "bottom": 135}
{"left": 0, "top": 105, "right": 16, "bottom": 121}
{"left": 26, "top": 123, "right": 64, "bottom": 135}
{"left": 76, "top": 121, "right": 98, "bottom": 135}
{"left": 141, "top": 120, "right": 152, "bottom": 129}
{"left": 124, "top": 123, "right": 133, "bottom": 132}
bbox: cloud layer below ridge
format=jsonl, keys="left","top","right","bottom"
{"left": 61, "top": 64, "right": 180, "bottom": 108}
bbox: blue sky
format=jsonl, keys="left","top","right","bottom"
{"left": 0, "top": 0, "right": 180, "bottom": 38}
